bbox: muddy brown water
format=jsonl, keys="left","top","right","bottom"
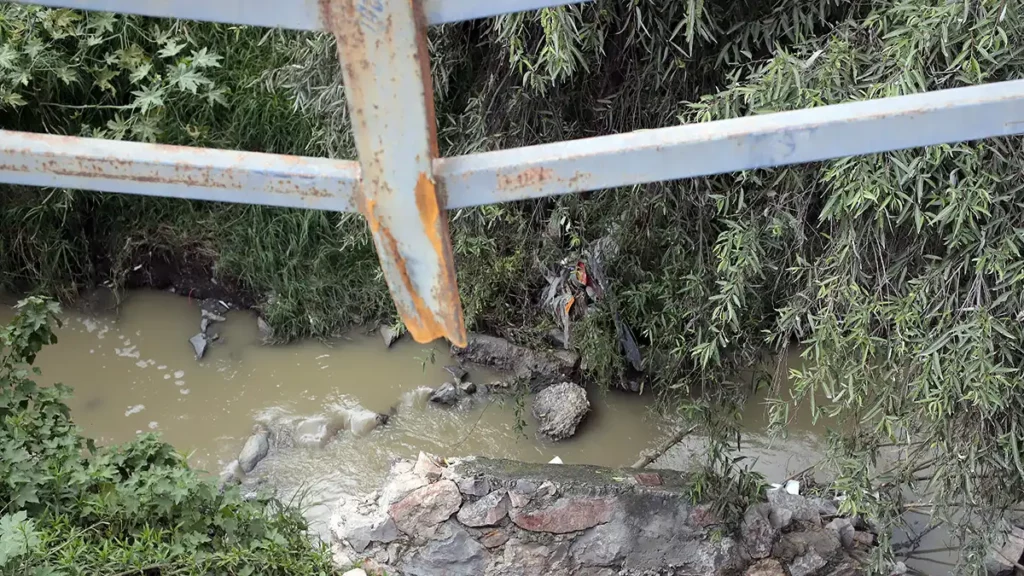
{"left": 1, "top": 290, "right": 952, "bottom": 571}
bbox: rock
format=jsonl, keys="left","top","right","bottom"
{"left": 238, "top": 428, "right": 270, "bottom": 473}
{"left": 381, "top": 470, "right": 431, "bottom": 508}
{"left": 342, "top": 570, "right": 367, "bottom": 576}
{"left": 189, "top": 333, "right": 208, "bottom": 359}
{"left": 257, "top": 317, "right": 274, "bottom": 341}
{"left": 293, "top": 417, "right": 336, "bottom": 448}
{"left": 811, "top": 497, "right": 839, "bottom": 517}
{"left": 456, "top": 490, "right": 509, "bottom": 527}
{"left": 413, "top": 452, "right": 443, "bottom": 481}
{"left": 851, "top": 531, "right": 874, "bottom": 548}
{"left": 770, "top": 507, "right": 794, "bottom": 530}
{"left": 452, "top": 333, "right": 578, "bottom": 391}
{"left": 890, "top": 561, "right": 908, "bottom": 575}
{"left": 444, "top": 364, "right": 468, "bottom": 382}
{"left": 400, "top": 522, "right": 487, "bottom": 576}
{"left": 218, "top": 460, "right": 243, "bottom": 487}
{"left": 389, "top": 480, "right": 462, "bottom": 536}
{"left": 742, "top": 504, "right": 779, "bottom": 559}
{"left": 200, "top": 317, "right": 210, "bottom": 334}
{"left": 789, "top": 550, "right": 828, "bottom": 576}
{"left": 508, "top": 490, "right": 532, "bottom": 508}
{"left": 768, "top": 489, "right": 822, "bottom": 526}
{"left": 429, "top": 382, "right": 460, "bottom": 406}
{"left": 348, "top": 407, "right": 383, "bottom": 436}
{"left": 201, "top": 308, "right": 226, "bottom": 323}
{"left": 460, "top": 381, "right": 477, "bottom": 395}
{"left": 532, "top": 382, "right": 590, "bottom": 441}
{"left": 773, "top": 529, "right": 842, "bottom": 565}
{"left": 510, "top": 496, "right": 615, "bottom": 534}
{"left": 571, "top": 520, "right": 629, "bottom": 566}
{"left": 340, "top": 515, "right": 400, "bottom": 553}
{"left": 827, "top": 517, "right": 855, "bottom": 549}
{"left": 457, "top": 476, "right": 491, "bottom": 497}
{"left": 746, "top": 558, "right": 787, "bottom": 576}
{"left": 379, "top": 325, "right": 400, "bottom": 348}
{"left": 491, "top": 539, "right": 573, "bottom": 576}
{"left": 480, "top": 528, "right": 509, "bottom": 548}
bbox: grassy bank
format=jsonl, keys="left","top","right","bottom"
{"left": 4, "top": 1, "right": 1024, "bottom": 570}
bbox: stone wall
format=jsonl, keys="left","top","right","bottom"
{"left": 329, "top": 455, "right": 874, "bottom": 576}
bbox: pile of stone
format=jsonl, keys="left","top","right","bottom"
{"left": 329, "top": 454, "right": 874, "bottom": 576}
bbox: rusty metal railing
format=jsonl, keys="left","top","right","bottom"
{"left": 4, "top": 0, "right": 1024, "bottom": 347}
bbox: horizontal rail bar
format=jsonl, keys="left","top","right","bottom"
{"left": 0, "top": 131, "right": 359, "bottom": 212}
{"left": 4, "top": 82, "right": 1024, "bottom": 214}
{"left": 438, "top": 80, "right": 1024, "bottom": 208}
{"left": 9, "top": 0, "right": 589, "bottom": 30}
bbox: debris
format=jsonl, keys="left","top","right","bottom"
{"left": 201, "top": 309, "right": 226, "bottom": 323}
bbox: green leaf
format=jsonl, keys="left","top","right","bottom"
{"left": 0, "top": 511, "right": 40, "bottom": 565}
{"left": 190, "top": 48, "right": 222, "bottom": 69}
{"left": 168, "top": 63, "right": 211, "bottom": 94}
{"left": 131, "top": 84, "right": 166, "bottom": 113}
{"left": 129, "top": 63, "right": 152, "bottom": 84}
{"left": 205, "top": 86, "right": 229, "bottom": 107}
{"left": 158, "top": 39, "right": 187, "bottom": 59}
{"left": 0, "top": 45, "right": 18, "bottom": 70}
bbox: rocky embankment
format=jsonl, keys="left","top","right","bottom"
{"left": 329, "top": 455, "right": 876, "bottom": 576}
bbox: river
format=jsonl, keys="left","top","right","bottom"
{"left": 0, "top": 290, "right": 953, "bottom": 572}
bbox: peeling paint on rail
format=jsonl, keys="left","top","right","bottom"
{"left": 0, "top": 130, "right": 360, "bottom": 211}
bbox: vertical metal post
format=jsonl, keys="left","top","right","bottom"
{"left": 322, "top": 0, "right": 466, "bottom": 346}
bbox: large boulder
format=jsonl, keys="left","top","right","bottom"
{"left": 237, "top": 426, "right": 270, "bottom": 473}
{"left": 452, "top": 333, "right": 578, "bottom": 391}
{"left": 531, "top": 382, "right": 590, "bottom": 440}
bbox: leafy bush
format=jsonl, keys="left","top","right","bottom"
{"left": 0, "top": 297, "right": 336, "bottom": 575}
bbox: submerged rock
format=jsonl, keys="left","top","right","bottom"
{"left": 238, "top": 426, "right": 270, "bottom": 473}
{"left": 257, "top": 317, "right": 274, "bottom": 341}
{"left": 379, "top": 325, "right": 400, "bottom": 348}
{"left": 531, "top": 382, "right": 590, "bottom": 440}
{"left": 429, "top": 382, "right": 460, "bottom": 406}
{"left": 444, "top": 364, "right": 468, "bottom": 382}
{"left": 189, "top": 333, "right": 208, "bottom": 359}
{"left": 293, "top": 416, "right": 337, "bottom": 448}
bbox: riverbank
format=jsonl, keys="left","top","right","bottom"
{"left": 328, "top": 454, "right": 876, "bottom": 576}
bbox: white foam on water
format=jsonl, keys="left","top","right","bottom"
{"left": 148, "top": 421, "right": 158, "bottom": 429}
{"left": 175, "top": 380, "right": 184, "bottom": 386}
{"left": 163, "top": 374, "right": 171, "bottom": 380}
{"left": 124, "top": 404, "right": 145, "bottom": 416}
{"left": 180, "top": 389, "right": 190, "bottom": 395}
{"left": 134, "top": 360, "right": 147, "bottom": 368}
{"left": 157, "top": 365, "right": 167, "bottom": 370}
{"left": 115, "top": 345, "right": 140, "bottom": 359}
{"left": 174, "top": 370, "right": 185, "bottom": 378}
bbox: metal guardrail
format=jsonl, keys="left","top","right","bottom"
{"left": 4, "top": 0, "right": 1024, "bottom": 346}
